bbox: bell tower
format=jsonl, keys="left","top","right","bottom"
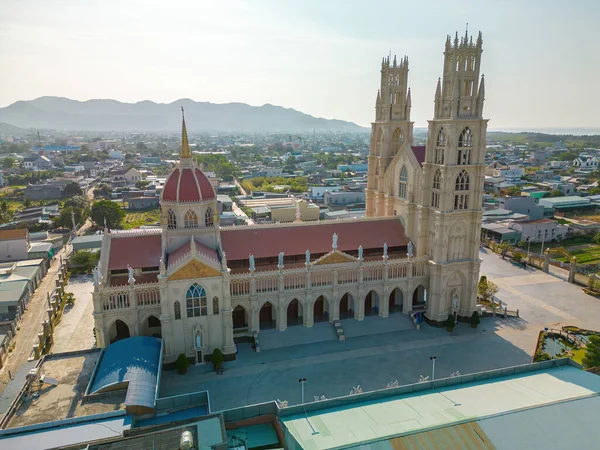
{"left": 366, "top": 54, "right": 414, "bottom": 217}
{"left": 419, "top": 29, "right": 487, "bottom": 322}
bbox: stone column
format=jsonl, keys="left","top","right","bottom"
{"left": 277, "top": 301, "right": 287, "bottom": 332}
{"left": 380, "top": 259, "right": 389, "bottom": 318}
{"left": 569, "top": 260, "right": 576, "bottom": 283}
{"left": 303, "top": 295, "right": 313, "bottom": 328}
{"left": 250, "top": 303, "right": 260, "bottom": 334}
{"left": 158, "top": 275, "right": 174, "bottom": 357}
{"left": 356, "top": 289, "right": 364, "bottom": 321}
{"left": 221, "top": 270, "right": 236, "bottom": 355}
{"left": 543, "top": 251, "right": 550, "bottom": 273}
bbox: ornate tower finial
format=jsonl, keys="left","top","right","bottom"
{"left": 180, "top": 106, "right": 192, "bottom": 159}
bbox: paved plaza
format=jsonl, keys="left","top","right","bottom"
{"left": 160, "top": 247, "right": 600, "bottom": 412}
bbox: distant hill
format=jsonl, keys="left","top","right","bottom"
{"left": 0, "top": 97, "right": 367, "bottom": 133}
{"left": 0, "top": 122, "right": 25, "bottom": 135}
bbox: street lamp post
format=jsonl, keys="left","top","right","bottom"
{"left": 298, "top": 378, "right": 306, "bottom": 404}
{"left": 526, "top": 236, "right": 531, "bottom": 257}
{"left": 430, "top": 356, "right": 437, "bottom": 381}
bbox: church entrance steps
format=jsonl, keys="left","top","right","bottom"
{"left": 333, "top": 320, "right": 345, "bottom": 341}
{"left": 257, "top": 322, "right": 338, "bottom": 350}
{"left": 342, "top": 314, "right": 414, "bottom": 339}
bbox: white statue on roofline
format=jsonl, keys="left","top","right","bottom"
{"left": 358, "top": 245, "right": 363, "bottom": 261}
{"left": 278, "top": 251, "right": 284, "bottom": 268}
{"left": 305, "top": 249, "right": 310, "bottom": 265}
{"left": 407, "top": 240, "right": 414, "bottom": 258}
{"left": 383, "top": 243, "right": 388, "bottom": 258}
{"left": 332, "top": 233, "right": 338, "bottom": 249}
{"left": 249, "top": 254, "right": 255, "bottom": 271}
{"left": 127, "top": 264, "right": 135, "bottom": 284}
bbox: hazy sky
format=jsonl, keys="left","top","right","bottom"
{"left": 1, "top": 0, "right": 599, "bottom": 128}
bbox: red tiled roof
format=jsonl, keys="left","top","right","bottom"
{"left": 162, "top": 167, "right": 215, "bottom": 202}
{"left": 221, "top": 218, "right": 408, "bottom": 261}
{"left": 108, "top": 234, "right": 162, "bottom": 270}
{"left": 168, "top": 238, "right": 219, "bottom": 264}
{"left": 411, "top": 146, "right": 426, "bottom": 167}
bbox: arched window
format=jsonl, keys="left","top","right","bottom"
{"left": 184, "top": 210, "right": 198, "bottom": 229}
{"left": 431, "top": 169, "right": 441, "bottom": 209}
{"left": 399, "top": 165, "right": 408, "bottom": 199}
{"left": 457, "top": 127, "right": 473, "bottom": 165}
{"left": 186, "top": 283, "right": 207, "bottom": 317}
{"left": 174, "top": 301, "right": 181, "bottom": 320}
{"left": 455, "top": 170, "right": 470, "bottom": 191}
{"left": 148, "top": 316, "right": 161, "bottom": 328}
{"left": 205, "top": 208, "right": 214, "bottom": 227}
{"left": 435, "top": 128, "right": 446, "bottom": 164}
{"left": 212, "top": 297, "right": 219, "bottom": 315}
{"left": 167, "top": 209, "right": 177, "bottom": 229}
{"left": 392, "top": 128, "right": 404, "bottom": 154}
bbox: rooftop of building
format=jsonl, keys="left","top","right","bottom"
{"left": 280, "top": 360, "right": 600, "bottom": 450}
{"left": 5, "top": 350, "right": 125, "bottom": 429}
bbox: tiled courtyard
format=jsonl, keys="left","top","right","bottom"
{"left": 160, "top": 247, "right": 600, "bottom": 412}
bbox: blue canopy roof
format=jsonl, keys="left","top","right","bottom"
{"left": 90, "top": 336, "right": 162, "bottom": 410}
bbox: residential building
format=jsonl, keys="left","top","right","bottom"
{"left": 509, "top": 218, "right": 568, "bottom": 243}
{"left": 109, "top": 150, "right": 124, "bottom": 160}
{"left": 34, "top": 156, "right": 51, "bottom": 170}
{"left": 496, "top": 196, "right": 545, "bottom": 220}
{"left": 129, "top": 196, "right": 160, "bottom": 210}
{"left": 324, "top": 190, "right": 366, "bottom": 208}
{"left": 0, "top": 229, "right": 30, "bottom": 262}
{"left": 110, "top": 167, "right": 141, "bottom": 186}
{"left": 573, "top": 155, "right": 598, "bottom": 169}
{"left": 539, "top": 195, "right": 594, "bottom": 212}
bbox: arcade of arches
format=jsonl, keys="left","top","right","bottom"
{"left": 234, "top": 285, "right": 428, "bottom": 334}
{"left": 108, "top": 314, "right": 162, "bottom": 344}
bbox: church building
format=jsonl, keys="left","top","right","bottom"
{"left": 92, "top": 30, "right": 487, "bottom": 364}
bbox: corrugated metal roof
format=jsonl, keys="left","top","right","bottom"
{"left": 282, "top": 366, "right": 600, "bottom": 450}
{"left": 90, "top": 336, "right": 161, "bottom": 410}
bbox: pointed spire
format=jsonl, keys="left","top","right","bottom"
{"left": 406, "top": 88, "right": 411, "bottom": 108}
{"left": 464, "top": 23, "right": 469, "bottom": 44}
{"left": 477, "top": 30, "right": 483, "bottom": 47}
{"left": 478, "top": 74, "right": 485, "bottom": 97}
{"left": 454, "top": 31, "right": 459, "bottom": 48}
{"left": 190, "top": 234, "right": 196, "bottom": 255}
{"left": 435, "top": 77, "right": 442, "bottom": 98}
{"left": 476, "top": 74, "right": 485, "bottom": 116}
{"left": 445, "top": 35, "right": 451, "bottom": 51}
{"left": 180, "top": 106, "right": 192, "bottom": 159}
{"left": 393, "top": 54, "right": 397, "bottom": 67}
{"left": 376, "top": 89, "right": 380, "bottom": 106}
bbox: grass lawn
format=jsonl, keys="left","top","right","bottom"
{"left": 570, "top": 347, "right": 586, "bottom": 365}
{"left": 122, "top": 207, "right": 161, "bottom": 229}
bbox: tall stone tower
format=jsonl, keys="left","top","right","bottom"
{"left": 420, "top": 30, "right": 487, "bottom": 322}
{"left": 365, "top": 55, "right": 413, "bottom": 218}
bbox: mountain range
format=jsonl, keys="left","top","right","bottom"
{"left": 0, "top": 97, "right": 367, "bottom": 133}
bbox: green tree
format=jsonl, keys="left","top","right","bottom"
{"left": 446, "top": 314, "right": 455, "bottom": 331}
{"left": 548, "top": 190, "right": 563, "bottom": 197}
{"left": 582, "top": 335, "right": 600, "bottom": 369}
{"left": 211, "top": 348, "right": 224, "bottom": 371}
{"left": 63, "top": 181, "right": 83, "bottom": 197}
{"left": 90, "top": 200, "right": 125, "bottom": 229}
{"left": 135, "top": 180, "right": 150, "bottom": 190}
{"left": 63, "top": 195, "right": 88, "bottom": 210}
{"left": 94, "top": 183, "right": 113, "bottom": 199}
{"left": 498, "top": 242, "right": 511, "bottom": 258}
{"left": 69, "top": 250, "right": 99, "bottom": 272}
{"left": 512, "top": 251, "right": 525, "bottom": 262}
{"left": 136, "top": 142, "right": 148, "bottom": 150}
{"left": 54, "top": 206, "right": 84, "bottom": 229}
{"left": 478, "top": 278, "right": 499, "bottom": 302}
{"left": 470, "top": 311, "right": 480, "bottom": 328}
{"left": 176, "top": 353, "right": 190, "bottom": 374}
{"left": 2, "top": 157, "right": 15, "bottom": 169}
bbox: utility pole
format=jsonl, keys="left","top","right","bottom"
{"left": 298, "top": 378, "right": 306, "bottom": 404}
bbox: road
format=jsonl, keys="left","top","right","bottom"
{"left": 0, "top": 187, "right": 95, "bottom": 396}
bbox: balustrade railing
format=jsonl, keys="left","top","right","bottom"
{"left": 229, "top": 257, "right": 429, "bottom": 297}
{"left": 100, "top": 283, "right": 160, "bottom": 311}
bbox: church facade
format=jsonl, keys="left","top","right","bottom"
{"left": 92, "top": 30, "right": 487, "bottom": 363}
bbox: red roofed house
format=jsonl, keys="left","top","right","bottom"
{"left": 93, "top": 33, "right": 487, "bottom": 364}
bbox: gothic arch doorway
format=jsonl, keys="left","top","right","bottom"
{"left": 364, "top": 290, "right": 379, "bottom": 316}
{"left": 389, "top": 288, "right": 403, "bottom": 314}
{"left": 259, "top": 302, "right": 276, "bottom": 330}
{"left": 314, "top": 296, "right": 328, "bottom": 323}
{"left": 287, "top": 299, "right": 303, "bottom": 326}
{"left": 142, "top": 315, "right": 162, "bottom": 338}
{"left": 233, "top": 305, "right": 248, "bottom": 330}
{"left": 339, "top": 293, "right": 354, "bottom": 320}
{"left": 109, "top": 319, "right": 130, "bottom": 344}
{"left": 412, "top": 285, "right": 427, "bottom": 309}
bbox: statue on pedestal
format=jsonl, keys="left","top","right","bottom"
{"left": 358, "top": 245, "right": 363, "bottom": 261}
{"left": 249, "top": 254, "right": 255, "bottom": 271}
{"left": 332, "top": 233, "right": 338, "bottom": 250}
{"left": 127, "top": 264, "right": 135, "bottom": 284}
{"left": 278, "top": 252, "right": 284, "bottom": 268}
{"left": 92, "top": 266, "right": 99, "bottom": 287}
{"left": 305, "top": 249, "right": 310, "bottom": 265}
{"left": 383, "top": 243, "right": 388, "bottom": 259}
{"left": 452, "top": 292, "right": 459, "bottom": 311}
{"left": 407, "top": 240, "right": 414, "bottom": 258}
